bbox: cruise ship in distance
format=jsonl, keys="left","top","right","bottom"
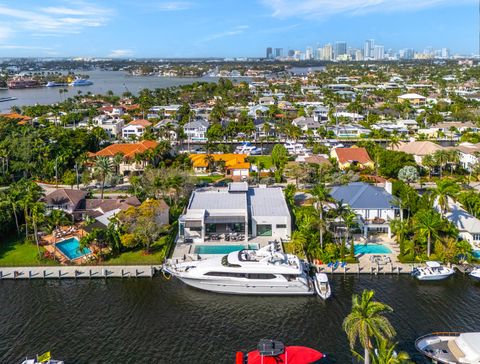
{"left": 69, "top": 78, "right": 93, "bottom": 86}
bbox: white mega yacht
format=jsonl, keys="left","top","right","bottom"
{"left": 416, "top": 332, "right": 480, "bottom": 363}
{"left": 470, "top": 267, "right": 480, "bottom": 280}
{"left": 411, "top": 261, "right": 455, "bottom": 281}
{"left": 163, "top": 243, "right": 322, "bottom": 296}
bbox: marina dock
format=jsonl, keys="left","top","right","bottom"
{"left": 315, "top": 262, "right": 415, "bottom": 275}
{"left": 0, "top": 265, "right": 162, "bottom": 280}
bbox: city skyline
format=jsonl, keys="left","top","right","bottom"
{"left": 0, "top": 0, "right": 477, "bottom": 58}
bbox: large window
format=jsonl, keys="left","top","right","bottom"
{"left": 257, "top": 224, "right": 272, "bottom": 237}
{"left": 276, "top": 224, "right": 287, "bottom": 229}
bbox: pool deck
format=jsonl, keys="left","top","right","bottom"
{"left": 0, "top": 265, "right": 162, "bottom": 279}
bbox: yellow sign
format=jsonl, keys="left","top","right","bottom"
{"left": 37, "top": 351, "right": 51, "bottom": 363}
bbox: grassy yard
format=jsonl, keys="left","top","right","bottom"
{"left": 105, "top": 237, "right": 169, "bottom": 265}
{"left": 0, "top": 235, "right": 58, "bottom": 267}
{"left": 196, "top": 175, "right": 225, "bottom": 183}
{"left": 250, "top": 155, "right": 273, "bottom": 169}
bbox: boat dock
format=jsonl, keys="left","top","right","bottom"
{"left": 315, "top": 262, "right": 415, "bottom": 275}
{"left": 0, "top": 265, "right": 162, "bottom": 280}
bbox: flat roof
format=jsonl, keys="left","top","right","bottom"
{"left": 189, "top": 190, "right": 247, "bottom": 211}
{"left": 248, "top": 187, "right": 290, "bottom": 217}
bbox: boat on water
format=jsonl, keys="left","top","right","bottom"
{"left": 234, "top": 142, "right": 264, "bottom": 155}
{"left": 313, "top": 272, "right": 331, "bottom": 299}
{"left": 69, "top": 78, "right": 93, "bottom": 86}
{"left": 415, "top": 332, "right": 480, "bottom": 363}
{"left": 284, "top": 141, "right": 310, "bottom": 155}
{"left": 163, "top": 242, "right": 328, "bottom": 296}
{"left": 469, "top": 267, "right": 480, "bottom": 280}
{"left": 411, "top": 261, "right": 455, "bottom": 281}
{"left": 20, "top": 351, "right": 63, "bottom": 364}
{"left": 235, "top": 339, "right": 326, "bottom": 364}
{"left": 46, "top": 81, "right": 68, "bottom": 87}
{"left": 0, "top": 97, "right": 17, "bottom": 102}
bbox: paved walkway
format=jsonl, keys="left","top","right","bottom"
{"left": 0, "top": 265, "right": 162, "bottom": 279}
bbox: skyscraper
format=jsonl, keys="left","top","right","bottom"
{"left": 334, "top": 42, "right": 347, "bottom": 59}
{"left": 274, "top": 48, "right": 283, "bottom": 58}
{"left": 288, "top": 49, "right": 295, "bottom": 57}
{"left": 364, "top": 39, "right": 374, "bottom": 59}
{"left": 373, "top": 45, "right": 385, "bottom": 60}
{"left": 305, "top": 46, "right": 313, "bottom": 60}
{"left": 323, "top": 44, "right": 333, "bottom": 61}
{"left": 266, "top": 47, "right": 273, "bottom": 59}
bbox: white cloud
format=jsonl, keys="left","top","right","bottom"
{"left": 0, "top": 25, "right": 13, "bottom": 42}
{"left": 155, "top": 2, "right": 192, "bottom": 11}
{"left": 109, "top": 49, "right": 135, "bottom": 58}
{"left": 202, "top": 25, "right": 250, "bottom": 42}
{"left": 261, "top": 0, "right": 474, "bottom": 18}
{"left": 0, "top": 1, "right": 113, "bottom": 36}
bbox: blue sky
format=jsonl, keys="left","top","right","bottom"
{"left": 0, "top": 0, "right": 477, "bottom": 57}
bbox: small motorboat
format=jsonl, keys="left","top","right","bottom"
{"left": 235, "top": 339, "right": 326, "bottom": 364}
{"left": 314, "top": 272, "right": 331, "bottom": 300}
{"left": 415, "top": 332, "right": 480, "bottom": 363}
{"left": 411, "top": 261, "right": 455, "bottom": 281}
{"left": 469, "top": 267, "right": 480, "bottom": 280}
{"left": 20, "top": 351, "right": 64, "bottom": 364}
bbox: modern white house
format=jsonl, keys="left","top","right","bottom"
{"left": 292, "top": 116, "right": 322, "bottom": 135}
{"left": 184, "top": 119, "right": 209, "bottom": 141}
{"left": 93, "top": 115, "right": 124, "bottom": 139}
{"left": 330, "top": 182, "right": 398, "bottom": 237}
{"left": 122, "top": 119, "right": 152, "bottom": 139}
{"left": 178, "top": 183, "right": 291, "bottom": 244}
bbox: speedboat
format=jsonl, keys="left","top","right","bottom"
{"left": 21, "top": 360, "right": 64, "bottom": 364}
{"left": 0, "top": 97, "right": 17, "bottom": 102}
{"left": 69, "top": 78, "right": 93, "bottom": 86}
{"left": 313, "top": 272, "right": 331, "bottom": 300}
{"left": 415, "top": 332, "right": 480, "bottom": 363}
{"left": 235, "top": 339, "right": 326, "bottom": 364}
{"left": 163, "top": 243, "right": 317, "bottom": 296}
{"left": 411, "top": 261, "right": 455, "bottom": 281}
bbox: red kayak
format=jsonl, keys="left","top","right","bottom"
{"left": 236, "top": 339, "right": 326, "bottom": 364}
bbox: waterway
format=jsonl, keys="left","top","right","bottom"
{"left": 1, "top": 274, "right": 479, "bottom": 363}
{"left": 0, "top": 70, "right": 229, "bottom": 112}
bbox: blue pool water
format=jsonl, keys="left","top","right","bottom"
{"left": 355, "top": 244, "right": 392, "bottom": 255}
{"left": 194, "top": 244, "right": 258, "bottom": 255}
{"left": 473, "top": 250, "right": 480, "bottom": 259}
{"left": 56, "top": 237, "right": 91, "bottom": 260}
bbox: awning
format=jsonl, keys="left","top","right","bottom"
{"left": 205, "top": 216, "right": 245, "bottom": 224}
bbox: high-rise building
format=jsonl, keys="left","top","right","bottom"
{"left": 334, "top": 41, "right": 347, "bottom": 59}
{"left": 364, "top": 39, "right": 374, "bottom": 59}
{"left": 305, "top": 46, "right": 313, "bottom": 60}
{"left": 355, "top": 50, "right": 363, "bottom": 61}
{"left": 288, "top": 49, "right": 295, "bottom": 57}
{"left": 441, "top": 48, "right": 450, "bottom": 59}
{"left": 323, "top": 44, "right": 333, "bottom": 61}
{"left": 274, "top": 48, "right": 283, "bottom": 58}
{"left": 373, "top": 45, "right": 385, "bottom": 60}
{"left": 266, "top": 47, "right": 273, "bottom": 59}
{"left": 316, "top": 47, "right": 324, "bottom": 60}
{"left": 399, "top": 48, "right": 415, "bottom": 60}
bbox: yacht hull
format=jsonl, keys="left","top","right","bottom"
{"left": 176, "top": 276, "right": 314, "bottom": 296}
{"left": 415, "top": 273, "right": 453, "bottom": 281}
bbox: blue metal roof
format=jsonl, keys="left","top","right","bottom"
{"left": 330, "top": 182, "right": 395, "bottom": 209}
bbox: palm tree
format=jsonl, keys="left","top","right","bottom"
{"left": 422, "top": 154, "right": 436, "bottom": 179}
{"left": 47, "top": 209, "right": 71, "bottom": 260}
{"left": 431, "top": 179, "right": 460, "bottom": 216}
{"left": 413, "top": 209, "right": 442, "bottom": 257}
{"left": 433, "top": 150, "right": 449, "bottom": 179}
{"left": 343, "top": 210, "right": 358, "bottom": 256}
{"left": 94, "top": 156, "right": 114, "bottom": 199}
{"left": 31, "top": 202, "right": 46, "bottom": 257}
{"left": 343, "top": 289, "right": 396, "bottom": 364}
{"left": 112, "top": 153, "right": 125, "bottom": 176}
{"left": 370, "top": 338, "right": 412, "bottom": 364}
{"left": 312, "top": 183, "right": 331, "bottom": 249}
{"left": 389, "top": 218, "right": 409, "bottom": 255}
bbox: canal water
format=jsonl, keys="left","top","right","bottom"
{"left": 1, "top": 274, "right": 479, "bottom": 363}
{"left": 0, "top": 70, "right": 229, "bottom": 112}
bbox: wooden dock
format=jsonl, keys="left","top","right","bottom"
{"left": 315, "top": 262, "right": 416, "bottom": 275}
{"left": 0, "top": 265, "right": 163, "bottom": 280}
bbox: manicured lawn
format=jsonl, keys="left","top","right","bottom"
{"left": 250, "top": 156, "right": 273, "bottom": 169}
{"left": 0, "top": 235, "right": 58, "bottom": 267}
{"left": 105, "top": 249, "right": 167, "bottom": 265}
{"left": 196, "top": 175, "right": 224, "bottom": 183}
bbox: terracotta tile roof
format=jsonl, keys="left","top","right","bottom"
{"left": 334, "top": 147, "right": 372, "bottom": 164}
{"left": 89, "top": 140, "right": 158, "bottom": 159}
{"left": 190, "top": 153, "right": 250, "bottom": 170}
{"left": 1, "top": 113, "right": 32, "bottom": 121}
{"left": 127, "top": 119, "right": 152, "bottom": 127}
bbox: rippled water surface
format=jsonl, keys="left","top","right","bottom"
{"left": 1, "top": 275, "right": 480, "bottom": 363}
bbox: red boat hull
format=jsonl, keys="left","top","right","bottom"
{"left": 236, "top": 346, "right": 325, "bottom": 364}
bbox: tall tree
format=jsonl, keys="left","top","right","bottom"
{"left": 94, "top": 156, "right": 114, "bottom": 199}
{"left": 311, "top": 183, "right": 331, "bottom": 250}
{"left": 431, "top": 179, "right": 460, "bottom": 216}
{"left": 343, "top": 289, "right": 396, "bottom": 364}
{"left": 413, "top": 209, "right": 442, "bottom": 257}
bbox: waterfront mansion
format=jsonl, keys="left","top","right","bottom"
{"left": 178, "top": 182, "right": 291, "bottom": 244}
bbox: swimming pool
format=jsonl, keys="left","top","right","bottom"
{"left": 194, "top": 244, "right": 259, "bottom": 255}
{"left": 56, "top": 237, "right": 91, "bottom": 260}
{"left": 355, "top": 244, "right": 392, "bottom": 255}
{"left": 473, "top": 250, "right": 480, "bottom": 259}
